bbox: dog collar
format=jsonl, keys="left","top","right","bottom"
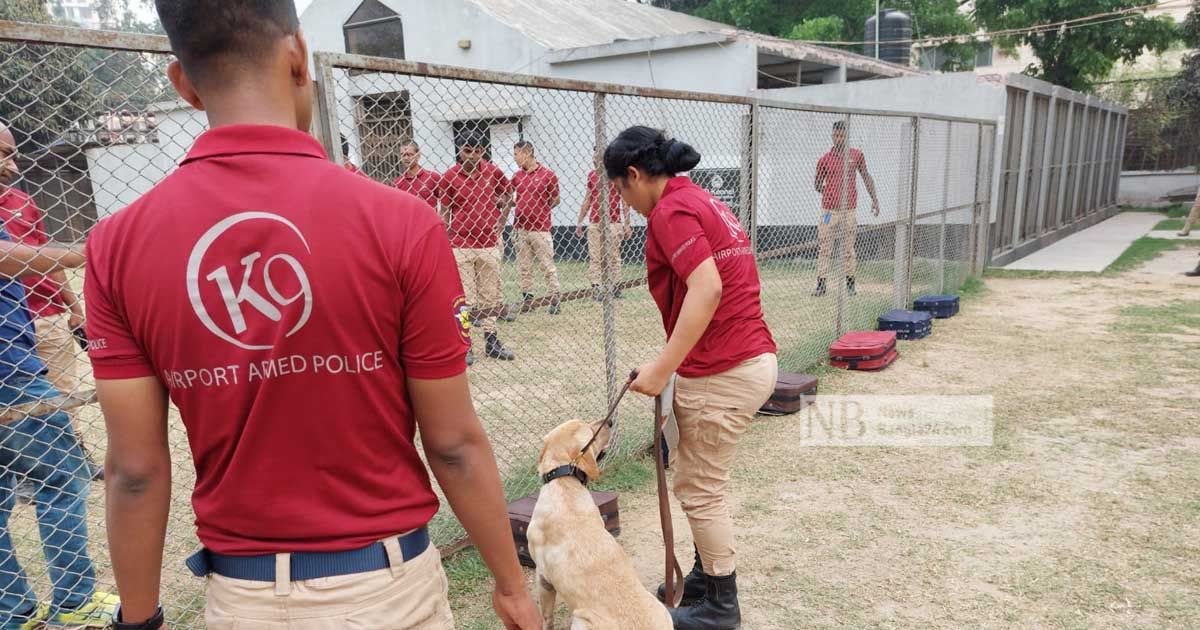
{"left": 541, "top": 464, "right": 589, "bottom": 486}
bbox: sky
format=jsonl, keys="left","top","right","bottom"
{"left": 296, "top": 0, "right": 315, "bottom": 14}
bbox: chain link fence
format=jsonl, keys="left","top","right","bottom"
{"left": 0, "top": 19, "right": 993, "bottom": 627}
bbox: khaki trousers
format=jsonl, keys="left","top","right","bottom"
{"left": 586, "top": 223, "right": 624, "bottom": 287}
{"left": 205, "top": 544, "right": 453, "bottom": 629}
{"left": 815, "top": 208, "right": 858, "bottom": 279}
{"left": 454, "top": 247, "right": 502, "bottom": 334}
{"left": 515, "top": 230, "right": 560, "bottom": 295}
{"left": 34, "top": 313, "right": 83, "bottom": 436}
{"left": 672, "top": 353, "right": 778, "bottom": 577}
{"left": 1182, "top": 194, "right": 1200, "bottom": 235}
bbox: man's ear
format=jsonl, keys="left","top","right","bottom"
{"left": 289, "top": 31, "right": 311, "bottom": 87}
{"left": 167, "top": 60, "right": 205, "bottom": 112}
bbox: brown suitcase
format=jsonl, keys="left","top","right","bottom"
{"left": 759, "top": 372, "right": 818, "bottom": 415}
{"left": 508, "top": 490, "right": 620, "bottom": 568}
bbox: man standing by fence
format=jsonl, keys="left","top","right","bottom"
{"left": 0, "top": 123, "right": 101, "bottom": 483}
{"left": 0, "top": 188, "right": 113, "bottom": 625}
{"left": 442, "top": 131, "right": 516, "bottom": 363}
{"left": 509, "top": 141, "right": 561, "bottom": 315}
{"left": 577, "top": 148, "right": 631, "bottom": 300}
{"left": 84, "top": 2, "right": 540, "bottom": 628}
{"left": 1179, "top": 192, "right": 1199, "bottom": 237}
{"left": 813, "top": 120, "right": 879, "bottom": 297}
{"left": 393, "top": 140, "right": 441, "bottom": 214}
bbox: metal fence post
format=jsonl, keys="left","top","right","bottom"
{"left": 1055, "top": 99, "right": 1076, "bottom": 230}
{"left": 905, "top": 116, "right": 921, "bottom": 306}
{"left": 593, "top": 93, "right": 618, "bottom": 424}
{"left": 1011, "top": 88, "right": 1035, "bottom": 248}
{"left": 1035, "top": 90, "right": 1058, "bottom": 237}
{"left": 747, "top": 103, "right": 761, "bottom": 253}
{"left": 969, "top": 123, "right": 984, "bottom": 276}
{"left": 314, "top": 53, "right": 343, "bottom": 166}
{"left": 938, "top": 123, "right": 951, "bottom": 294}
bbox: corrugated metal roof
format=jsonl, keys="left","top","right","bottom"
{"left": 466, "top": 0, "right": 919, "bottom": 77}
{"left": 464, "top": 0, "right": 731, "bottom": 49}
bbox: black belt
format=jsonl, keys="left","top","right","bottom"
{"left": 185, "top": 527, "right": 430, "bottom": 582}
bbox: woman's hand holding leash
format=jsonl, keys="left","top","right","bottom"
{"left": 630, "top": 362, "right": 671, "bottom": 397}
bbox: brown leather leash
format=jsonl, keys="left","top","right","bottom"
{"left": 655, "top": 394, "right": 685, "bottom": 609}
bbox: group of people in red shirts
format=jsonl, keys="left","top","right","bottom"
{"left": 347, "top": 133, "right": 633, "bottom": 366}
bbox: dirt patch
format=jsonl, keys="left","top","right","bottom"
{"left": 450, "top": 257, "right": 1200, "bottom": 629}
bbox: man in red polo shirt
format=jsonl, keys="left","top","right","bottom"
{"left": 85, "top": 2, "right": 540, "bottom": 628}
{"left": 509, "top": 141, "right": 561, "bottom": 315}
{"left": 813, "top": 120, "right": 879, "bottom": 297}
{"left": 393, "top": 140, "right": 441, "bottom": 214}
{"left": 440, "top": 130, "right": 515, "bottom": 363}
{"left": 0, "top": 123, "right": 101, "bottom": 481}
{"left": 576, "top": 147, "right": 631, "bottom": 300}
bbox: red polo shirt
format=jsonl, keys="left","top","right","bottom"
{"left": 816, "top": 147, "right": 866, "bottom": 210}
{"left": 84, "top": 125, "right": 470, "bottom": 555}
{"left": 440, "top": 161, "right": 511, "bottom": 249}
{"left": 0, "top": 188, "right": 64, "bottom": 318}
{"left": 393, "top": 168, "right": 441, "bottom": 211}
{"left": 511, "top": 165, "right": 558, "bottom": 233}
{"left": 587, "top": 170, "right": 622, "bottom": 224}
{"left": 645, "top": 177, "right": 775, "bottom": 378}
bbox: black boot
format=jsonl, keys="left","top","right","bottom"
{"left": 812, "top": 277, "right": 827, "bottom": 297}
{"left": 485, "top": 333, "right": 515, "bottom": 360}
{"left": 499, "top": 304, "right": 517, "bottom": 322}
{"left": 522, "top": 292, "right": 534, "bottom": 309}
{"left": 548, "top": 295, "right": 561, "bottom": 315}
{"left": 657, "top": 547, "right": 707, "bottom": 606}
{"left": 591, "top": 284, "right": 603, "bottom": 302}
{"left": 1186, "top": 260, "right": 1200, "bottom": 277}
{"left": 846, "top": 276, "right": 857, "bottom": 296}
{"left": 669, "top": 572, "right": 741, "bottom": 630}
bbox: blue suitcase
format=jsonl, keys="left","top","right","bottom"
{"left": 913, "top": 295, "right": 960, "bottom": 319}
{"left": 877, "top": 309, "right": 933, "bottom": 340}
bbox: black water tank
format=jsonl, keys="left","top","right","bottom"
{"left": 864, "top": 9, "right": 913, "bottom": 66}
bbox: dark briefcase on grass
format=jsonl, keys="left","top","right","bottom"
{"left": 508, "top": 490, "right": 620, "bottom": 568}
{"left": 913, "top": 294, "right": 960, "bottom": 319}
{"left": 877, "top": 308, "right": 933, "bottom": 340}
{"left": 759, "top": 373, "right": 818, "bottom": 415}
{"left": 829, "top": 331, "right": 899, "bottom": 371}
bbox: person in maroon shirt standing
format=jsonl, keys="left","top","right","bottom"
{"left": 440, "top": 130, "right": 516, "bottom": 363}
{"left": 606, "top": 127, "right": 778, "bottom": 630}
{"left": 576, "top": 146, "right": 632, "bottom": 301}
{"left": 0, "top": 123, "right": 101, "bottom": 481}
{"left": 84, "top": 2, "right": 541, "bottom": 628}
{"left": 812, "top": 120, "right": 879, "bottom": 297}
{"left": 509, "top": 140, "right": 561, "bottom": 315}
{"left": 393, "top": 140, "right": 441, "bottom": 214}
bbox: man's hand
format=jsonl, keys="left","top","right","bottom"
{"left": 630, "top": 360, "right": 672, "bottom": 397}
{"left": 493, "top": 587, "right": 542, "bottom": 629}
{"left": 872, "top": 199, "right": 880, "bottom": 217}
{"left": 576, "top": 225, "right": 585, "bottom": 239}
{"left": 623, "top": 224, "right": 633, "bottom": 239}
{"left": 67, "top": 303, "right": 84, "bottom": 331}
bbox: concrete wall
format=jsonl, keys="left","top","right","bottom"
{"left": 546, "top": 40, "right": 758, "bottom": 96}
{"left": 756, "top": 72, "right": 1006, "bottom": 121}
{"left": 1119, "top": 169, "right": 1200, "bottom": 206}
{"left": 86, "top": 102, "right": 205, "bottom": 218}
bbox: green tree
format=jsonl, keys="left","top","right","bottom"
{"left": 974, "top": 0, "right": 1180, "bottom": 91}
{"left": 788, "top": 16, "right": 846, "bottom": 43}
{"left": 0, "top": 0, "right": 90, "bottom": 150}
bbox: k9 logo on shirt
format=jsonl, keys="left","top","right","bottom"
{"left": 710, "top": 198, "right": 746, "bottom": 241}
{"left": 186, "top": 212, "right": 313, "bottom": 350}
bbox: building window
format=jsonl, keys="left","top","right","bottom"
{"left": 344, "top": 0, "right": 405, "bottom": 60}
{"left": 354, "top": 90, "right": 412, "bottom": 181}
{"left": 975, "top": 43, "right": 994, "bottom": 68}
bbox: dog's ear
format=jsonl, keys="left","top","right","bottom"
{"left": 577, "top": 442, "right": 601, "bottom": 482}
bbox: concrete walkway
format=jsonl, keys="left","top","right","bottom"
{"left": 1146, "top": 230, "right": 1200, "bottom": 241}
{"left": 1004, "top": 212, "right": 1164, "bottom": 272}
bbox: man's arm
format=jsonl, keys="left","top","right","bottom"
{"left": 814, "top": 158, "right": 827, "bottom": 194}
{"left": 50, "top": 270, "right": 84, "bottom": 329}
{"left": 0, "top": 241, "right": 83, "bottom": 278}
{"left": 410, "top": 374, "right": 540, "bottom": 629}
{"left": 858, "top": 158, "right": 880, "bottom": 214}
{"left": 576, "top": 187, "right": 593, "bottom": 238}
{"left": 97, "top": 376, "right": 172, "bottom": 624}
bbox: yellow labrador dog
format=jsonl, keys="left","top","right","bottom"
{"left": 529, "top": 419, "right": 673, "bottom": 630}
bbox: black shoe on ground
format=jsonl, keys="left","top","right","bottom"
{"left": 499, "top": 306, "right": 517, "bottom": 322}
{"left": 591, "top": 284, "right": 603, "bottom": 302}
{"left": 669, "top": 571, "right": 741, "bottom": 630}
{"left": 485, "top": 333, "right": 515, "bottom": 361}
{"left": 522, "top": 292, "right": 534, "bottom": 309}
{"left": 846, "top": 276, "right": 857, "bottom": 296}
{"left": 1186, "top": 264, "right": 1200, "bottom": 277}
{"left": 548, "top": 300, "right": 561, "bottom": 315}
{"left": 812, "top": 277, "right": 827, "bottom": 297}
{"left": 657, "top": 547, "right": 707, "bottom": 606}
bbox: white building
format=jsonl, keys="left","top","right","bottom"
{"left": 48, "top": 0, "right": 102, "bottom": 30}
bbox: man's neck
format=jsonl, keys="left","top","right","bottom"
{"left": 523, "top": 161, "right": 540, "bottom": 173}
{"left": 405, "top": 164, "right": 422, "bottom": 177}
{"left": 201, "top": 83, "right": 300, "bottom": 130}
